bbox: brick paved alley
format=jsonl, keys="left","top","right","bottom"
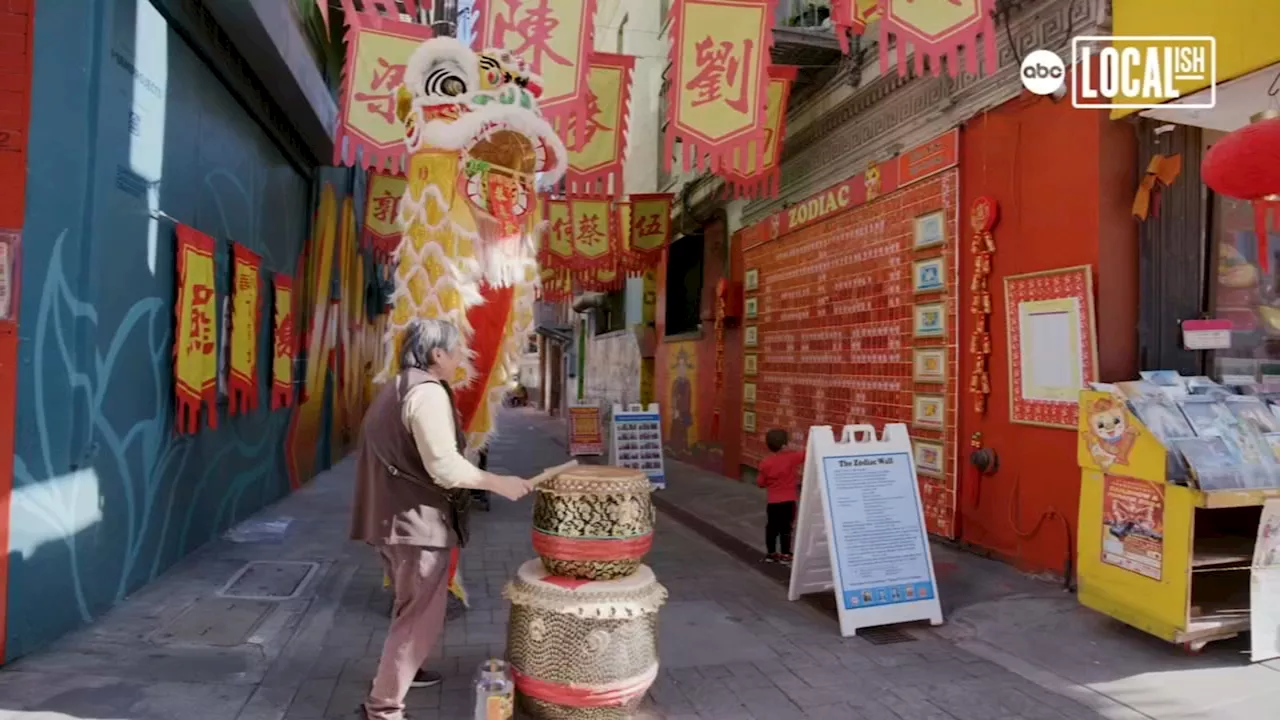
{"left": 0, "top": 409, "right": 1185, "bottom": 719}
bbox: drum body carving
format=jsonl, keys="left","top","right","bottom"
{"left": 505, "top": 559, "right": 666, "bottom": 720}
{"left": 532, "top": 466, "right": 654, "bottom": 580}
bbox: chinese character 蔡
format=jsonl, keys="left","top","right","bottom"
{"left": 187, "top": 284, "right": 216, "bottom": 355}
{"left": 685, "top": 36, "right": 755, "bottom": 112}
{"left": 491, "top": 0, "right": 570, "bottom": 73}
{"left": 354, "top": 57, "right": 408, "bottom": 124}
{"left": 576, "top": 214, "right": 606, "bottom": 253}
{"left": 372, "top": 190, "right": 401, "bottom": 224}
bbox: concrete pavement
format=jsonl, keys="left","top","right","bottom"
{"left": 0, "top": 407, "right": 1196, "bottom": 719}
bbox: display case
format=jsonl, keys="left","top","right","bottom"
{"left": 1076, "top": 390, "right": 1280, "bottom": 657}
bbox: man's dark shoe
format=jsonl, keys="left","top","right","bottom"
{"left": 411, "top": 669, "right": 443, "bottom": 688}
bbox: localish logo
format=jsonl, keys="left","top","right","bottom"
{"left": 1070, "top": 35, "right": 1217, "bottom": 110}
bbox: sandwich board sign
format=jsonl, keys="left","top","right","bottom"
{"left": 788, "top": 423, "right": 943, "bottom": 637}
{"left": 611, "top": 403, "right": 666, "bottom": 489}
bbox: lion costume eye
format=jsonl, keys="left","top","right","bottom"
{"left": 424, "top": 66, "right": 468, "bottom": 97}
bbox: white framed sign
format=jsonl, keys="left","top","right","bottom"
{"left": 610, "top": 403, "right": 665, "bottom": 489}
{"left": 788, "top": 424, "right": 943, "bottom": 637}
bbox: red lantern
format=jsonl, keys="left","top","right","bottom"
{"left": 1202, "top": 111, "right": 1280, "bottom": 273}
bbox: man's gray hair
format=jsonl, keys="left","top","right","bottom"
{"left": 399, "top": 319, "right": 463, "bottom": 370}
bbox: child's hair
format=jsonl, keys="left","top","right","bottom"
{"left": 765, "top": 428, "right": 789, "bottom": 453}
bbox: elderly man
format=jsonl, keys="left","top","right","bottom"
{"left": 351, "top": 318, "right": 532, "bottom": 720}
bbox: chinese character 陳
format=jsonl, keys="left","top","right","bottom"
{"left": 685, "top": 36, "right": 754, "bottom": 112}
{"left": 491, "top": 0, "right": 569, "bottom": 73}
{"left": 353, "top": 57, "right": 408, "bottom": 124}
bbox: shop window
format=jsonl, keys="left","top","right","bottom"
{"left": 595, "top": 290, "right": 627, "bottom": 336}
{"left": 665, "top": 234, "right": 705, "bottom": 336}
{"left": 1209, "top": 185, "right": 1280, "bottom": 384}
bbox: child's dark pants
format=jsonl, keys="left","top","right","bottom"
{"left": 765, "top": 501, "right": 796, "bottom": 554}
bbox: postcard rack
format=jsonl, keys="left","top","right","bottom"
{"left": 1075, "top": 390, "right": 1280, "bottom": 654}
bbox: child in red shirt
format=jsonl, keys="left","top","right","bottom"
{"left": 756, "top": 428, "right": 805, "bottom": 563}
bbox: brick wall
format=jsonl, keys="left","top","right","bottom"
{"left": 0, "top": 0, "right": 33, "bottom": 661}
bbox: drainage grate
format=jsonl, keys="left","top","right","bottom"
{"left": 858, "top": 626, "right": 918, "bottom": 646}
{"left": 217, "top": 561, "right": 319, "bottom": 601}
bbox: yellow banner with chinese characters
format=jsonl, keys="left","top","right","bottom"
{"left": 174, "top": 225, "right": 219, "bottom": 433}
{"left": 363, "top": 170, "right": 408, "bottom": 257}
{"left": 228, "top": 243, "right": 262, "bottom": 415}
{"left": 724, "top": 64, "right": 796, "bottom": 197}
{"left": 336, "top": 12, "right": 435, "bottom": 168}
{"left": 628, "top": 193, "right": 674, "bottom": 264}
{"left": 666, "top": 0, "right": 773, "bottom": 173}
{"left": 877, "top": 0, "right": 996, "bottom": 77}
{"left": 541, "top": 198, "right": 575, "bottom": 269}
{"left": 564, "top": 52, "right": 633, "bottom": 195}
{"left": 475, "top": 0, "right": 597, "bottom": 126}
{"left": 271, "top": 274, "right": 295, "bottom": 409}
{"left": 568, "top": 197, "right": 613, "bottom": 272}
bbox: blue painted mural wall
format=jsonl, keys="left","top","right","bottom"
{"left": 6, "top": 0, "right": 320, "bottom": 660}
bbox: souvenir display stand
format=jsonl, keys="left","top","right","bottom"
{"left": 1076, "top": 389, "right": 1280, "bottom": 657}
{"left": 788, "top": 423, "right": 943, "bottom": 638}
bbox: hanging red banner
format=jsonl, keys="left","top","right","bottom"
{"left": 228, "top": 244, "right": 263, "bottom": 416}
{"left": 174, "top": 225, "right": 219, "bottom": 433}
{"left": 564, "top": 52, "right": 634, "bottom": 195}
{"left": 665, "top": 0, "right": 776, "bottom": 174}
{"left": 723, "top": 64, "right": 797, "bottom": 198}
{"left": 877, "top": 0, "right": 997, "bottom": 77}
{"left": 830, "top": 0, "right": 879, "bottom": 53}
{"left": 540, "top": 198, "right": 576, "bottom": 271}
{"left": 568, "top": 197, "right": 614, "bottom": 274}
{"left": 335, "top": 4, "right": 434, "bottom": 169}
{"left": 472, "top": 0, "right": 598, "bottom": 130}
{"left": 271, "top": 274, "right": 296, "bottom": 409}
{"left": 363, "top": 170, "right": 408, "bottom": 258}
{"left": 627, "top": 193, "right": 674, "bottom": 270}
{"left": 538, "top": 265, "right": 574, "bottom": 301}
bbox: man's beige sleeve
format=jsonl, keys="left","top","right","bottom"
{"left": 401, "top": 383, "right": 485, "bottom": 489}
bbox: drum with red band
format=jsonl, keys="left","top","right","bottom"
{"left": 531, "top": 465, "right": 655, "bottom": 580}
{"left": 504, "top": 559, "right": 666, "bottom": 720}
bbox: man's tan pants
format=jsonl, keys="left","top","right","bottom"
{"left": 364, "top": 545, "right": 451, "bottom": 720}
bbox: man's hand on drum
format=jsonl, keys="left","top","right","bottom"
{"left": 486, "top": 474, "right": 534, "bottom": 501}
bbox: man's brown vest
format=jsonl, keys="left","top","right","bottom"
{"left": 350, "top": 368, "right": 471, "bottom": 548}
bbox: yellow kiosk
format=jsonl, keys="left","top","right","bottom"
{"left": 1075, "top": 390, "right": 1280, "bottom": 656}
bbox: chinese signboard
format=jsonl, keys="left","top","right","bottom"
{"left": 363, "top": 170, "right": 408, "bottom": 257}
{"left": 568, "top": 401, "right": 603, "bottom": 456}
{"left": 174, "top": 225, "right": 220, "bottom": 433}
{"left": 564, "top": 52, "right": 634, "bottom": 195}
{"left": 666, "top": 0, "right": 776, "bottom": 174}
{"left": 568, "top": 196, "right": 613, "bottom": 273}
{"left": 228, "top": 243, "right": 263, "bottom": 416}
{"left": 626, "top": 194, "right": 674, "bottom": 269}
{"left": 335, "top": 10, "right": 434, "bottom": 169}
{"left": 472, "top": 0, "right": 597, "bottom": 128}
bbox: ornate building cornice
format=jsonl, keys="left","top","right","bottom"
{"left": 679, "top": 0, "right": 1112, "bottom": 229}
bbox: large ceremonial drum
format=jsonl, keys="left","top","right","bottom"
{"left": 532, "top": 465, "right": 655, "bottom": 580}
{"left": 505, "top": 559, "right": 666, "bottom": 720}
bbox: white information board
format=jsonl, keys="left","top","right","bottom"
{"left": 788, "top": 424, "right": 943, "bottom": 637}
{"left": 611, "top": 403, "right": 666, "bottom": 489}
{"left": 1251, "top": 499, "right": 1280, "bottom": 662}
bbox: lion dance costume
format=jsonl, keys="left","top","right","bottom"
{"left": 378, "top": 38, "right": 567, "bottom": 604}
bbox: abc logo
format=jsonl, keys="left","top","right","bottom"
{"left": 1020, "top": 49, "right": 1066, "bottom": 96}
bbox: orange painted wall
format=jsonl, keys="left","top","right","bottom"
{"left": 957, "top": 94, "right": 1138, "bottom": 574}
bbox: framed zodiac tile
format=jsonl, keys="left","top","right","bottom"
{"left": 745, "top": 325, "right": 758, "bottom": 348}
{"left": 745, "top": 354, "right": 758, "bottom": 376}
{"left": 913, "top": 302, "right": 946, "bottom": 338}
{"left": 745, "top": 268, "right": 759, "bottom": 291}
{"left": 913, "top": 394, "right": 945, "bottom": 430}
{"left": 913, "top": 440, "right": 945, "bottom": 478}
{"left": 913, "top": 209, "right": 946, "bottom": 249}
{"left": 913, "top": 256, "right": 945, "bottom": 294}
{"left": 913, "top": 348, "right": 946, "bottom": 383}
{"left": 745, "top": 297, "right": 759, "bottom": 319}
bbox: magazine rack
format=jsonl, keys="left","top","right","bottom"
{"left": 1076, "top": 390, "right": 1280, "bottom": 657}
